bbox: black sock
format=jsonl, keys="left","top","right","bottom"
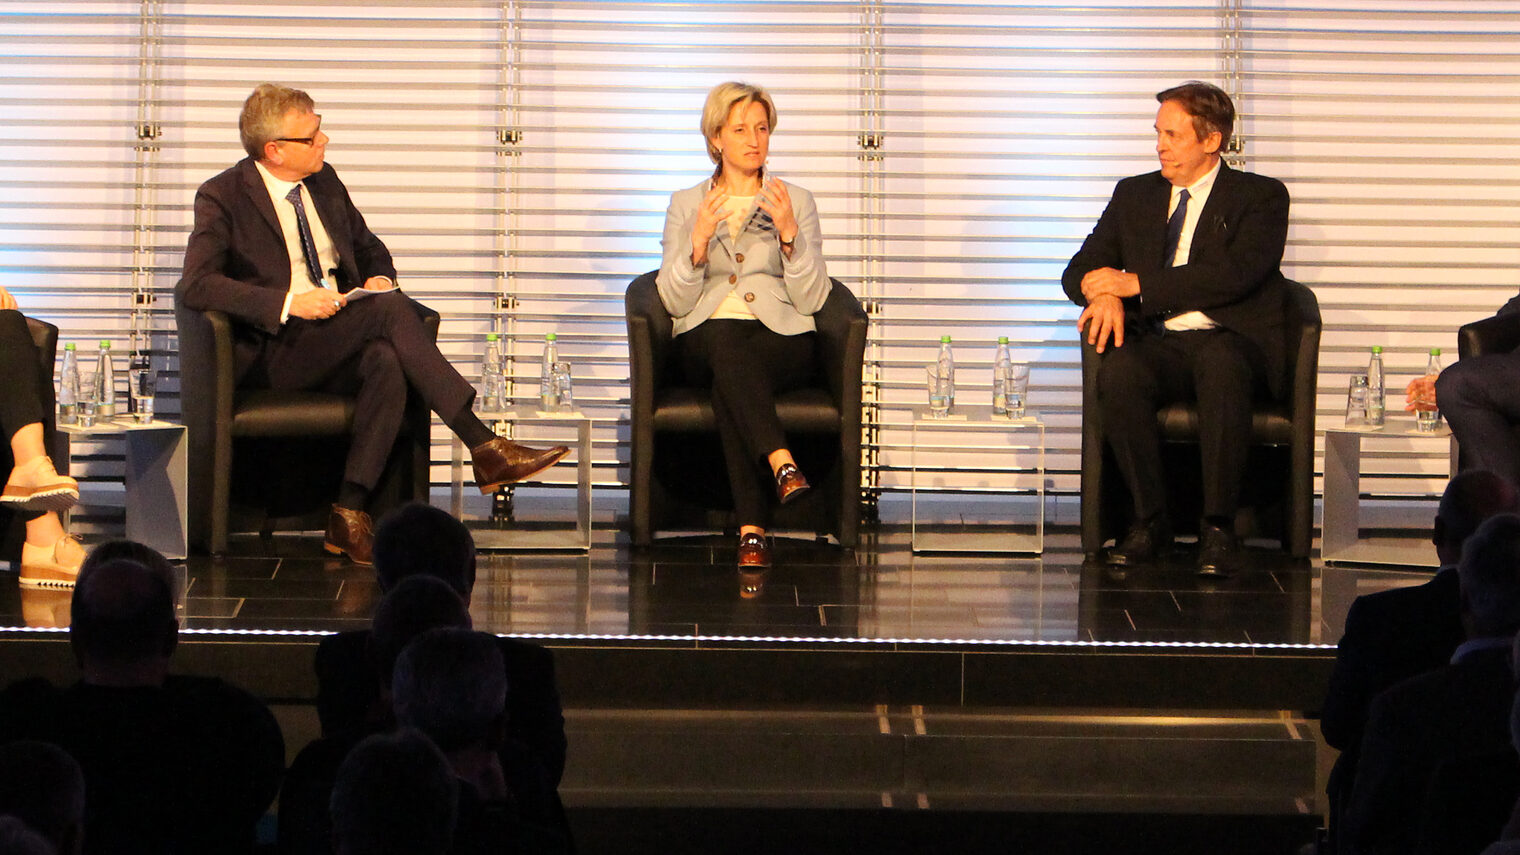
{"left": 447, "top": 407, "right": 497, "bottom": 449}
{"left": 337, "top": 481, "right": 369, "bottom": 511}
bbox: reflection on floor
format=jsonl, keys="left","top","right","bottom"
{"left": 1, "top": 522, "right": 1441, "bottom": 647}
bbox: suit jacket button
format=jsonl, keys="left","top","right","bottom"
{"left": 744, "top": 292, "right": 755, "bottom": 303}
{"left": 728, "top": 274, "right": 737, "bottom": 284}
{"left": 735, "top": 253, "right": 745, "bottom": 263}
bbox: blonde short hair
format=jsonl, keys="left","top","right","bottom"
{"left": 700, "top": 81, "right": 778, "bottom": 166}
{"left": 239, "top": 83, "right": 315, "bottom": 160}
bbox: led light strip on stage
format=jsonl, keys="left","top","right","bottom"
{"left": 0, "top": 625, "right": 1334, "bottom": 650}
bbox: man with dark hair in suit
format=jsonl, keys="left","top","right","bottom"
{"left": 330, "top": 729, "right": 459, "bottom": 855}
{"left": 1063, "top": 80, "right": 1291, "bottom": 577}
{"left": 1320, "top": 469, "right": 1519, "bottom": 852}
{"left": 176, "top": 83, "right": 567, "bottom": 564}
{"left": 1342, "top": 512, "right": 1520, "bottom": 855}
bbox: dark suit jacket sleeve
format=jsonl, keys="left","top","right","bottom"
{"left": 177, "top": 177, "right": 290, "bottom": 334}
{"left": 1320, "top": 596, "right": 1375, "bottom": 752}
{"left": 504, "top": 639, "right": 569, "bottom": 786}
{"left": 1137, "top": 174, "right": 1289, "bottom": 317}
{"left": 1061, "top": 180, "right": 1130, "bottom": 309}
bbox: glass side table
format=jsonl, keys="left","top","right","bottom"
{"left": 1322, "top": 419, "right": 1456, "bottom": 568}
{"left": 910, "top": 406, "right": 1045, "bottom": 554}
{"left": 52, "top": 419, "right": 189, "bottom": 560}
{"left": 449, "top": 406, "right": 592, "bottom": 552}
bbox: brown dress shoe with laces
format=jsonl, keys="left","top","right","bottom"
{"left": 737, "top": 531, "right": 772, "bottom": 568}
{"left": 470, "top": 437, "right": 571, "bottom": 494}
{"left": 774, "top": 463, "right": 810, "bottom": 505}
{"left": 325, "top": 505, "right": 375, "bottom": 565}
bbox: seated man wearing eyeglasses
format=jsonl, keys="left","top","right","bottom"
{"left": 175, "top": 84, "right": 567, "bottom": 564}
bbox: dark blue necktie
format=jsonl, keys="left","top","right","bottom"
{"left": 285, "top": 184, "right": 326, "bottom": 287}
{"left": 1163, "top": 188, "right": 1191, "bottom": 267}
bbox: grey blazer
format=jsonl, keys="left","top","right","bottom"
{"left": 656, "top": 176, "right": 830, "bottom": 336}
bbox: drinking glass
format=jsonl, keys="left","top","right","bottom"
{"left": 129, "top": 366, "right": 158, "bottom": 423}
{"left": 551, "top": 362, "right": 573, "bottom": 411}
{"left": 1412, "top": 377, "right": 1441, "bottom": 433}
{"left": 925, "top": 365, "right": 950, "bottom": 417}
{"left": 78, "top": 370, "right": 98, "bottom": 427}
{"left": 1005, "top": 363, "right": 1030, "bottom": 418}
{"left": 1345, "top": 374, "right": 1369, "bottom": 427}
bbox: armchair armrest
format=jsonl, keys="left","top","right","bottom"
{"left": 813, "top": 279, "right": 868, "bottom": 417}
{"left": 1459, "top": 312, "right": 1520, "bottom": 360}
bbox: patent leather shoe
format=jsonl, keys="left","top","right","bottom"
{"left": 737, "top": 532, "right": 772, "bottom": 568}
{"left": 1106, "top": 517, "right": 1172, "bottom": 566}
{"left": 325, "top": 505, "right": 375, "bottom": 565}
{"left": 774, "top": 463, "right": 810, "bottom": 505}
{"left": 1196, "top": 522, "right": 1241, "bottom": 578}
{"left": 471, "top": 437, "right": 571, "bottom": 494}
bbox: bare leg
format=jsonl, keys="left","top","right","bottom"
{"left": 8, "top": 422, "right": 46, "bottom": 465}
{"left": 24, "top": 511, "right": 64, "bottom": 547}
{"left": 766, "top": 448, "right": 796, "bottom": 476}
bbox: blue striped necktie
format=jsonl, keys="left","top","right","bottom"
{"left": 285, "top": 184, "right": 325, "bottom": 287}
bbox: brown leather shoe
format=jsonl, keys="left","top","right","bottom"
{"left": 737, "top": 531, "right": 771, "bottom": 568}
{"left": 324, "top": 505, "right": 374, "bottom": 565}
{"left": 470, "top": 437, "right": 571, "bottom": 494}
{"left": 774, "top": 463, "right": 810, "bottom": 505}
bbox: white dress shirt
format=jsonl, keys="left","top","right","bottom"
{"left": 254, "top": 160, "right": 339, "bottom": 323}
{"left": 1163, "top": 158, "right": 1222, "bottom": 332}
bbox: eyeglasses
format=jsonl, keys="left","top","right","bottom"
{"left": 275, "top": 116, "right": 322, "bottom": 147}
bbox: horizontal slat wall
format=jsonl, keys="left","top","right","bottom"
{"left": 871, "top": 1, "right": 1226, "bottom": 510}
{"left": 1247, "top": 1, "right": 1520, "bottom": 498}
{"left": 5, "top": 1, "right": 1518, "bottom": 523}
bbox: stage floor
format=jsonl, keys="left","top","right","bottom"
{"left": 0, "top": 514, "right": 1438, "bottom": 652}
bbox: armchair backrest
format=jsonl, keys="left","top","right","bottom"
{"left": 624, "top": 270, "right": 867, "bottom": 412}
{"left": 1281, "top": 278, "right": 1322, "bottom": 416}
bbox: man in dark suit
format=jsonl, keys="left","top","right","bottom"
{"left": 1341, "top": 512, "right": 1520, "bottom": 855}
{"left": 314, "top": 503, "right": 567, "bottom": 786}
{"left": 1063, "top": 80, "right": 1291, "bottom": 576}
{"left": 176, "top": 84, "right": 567, "bottom": 563}
{"left": 1320, "top": 469, "right": 1519, "bottom": 852}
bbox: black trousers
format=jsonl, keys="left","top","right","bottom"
{"left": 0, "top": 309, "right": 45, "bottom": 444}
{"left": 1436, "top": 352, "right": 1520, "bottom": 485}
{"left": 676, "top": 319, "right": 818, "bottom": 528}
{"left": 1095, "top": 326, "right": 1269, "bottom": 523}
{"left": 244, "top": 291, "right": 475, "bottom": 490}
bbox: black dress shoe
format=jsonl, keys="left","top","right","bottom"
{"left": 737, "top": 532, "right": 772, "bottom": 568}
{"left": 774, "top": 463, "right": 811, "bottom": 505}
{"left": 1197, "top": 523, "right": 1241, "bottom": 577}
{"left": 1106, "top": 517, "right": 1172, "bottom": 566}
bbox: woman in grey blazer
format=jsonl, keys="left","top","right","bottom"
{"left": 656, "top": 81, "right": 831, "bottom": 570}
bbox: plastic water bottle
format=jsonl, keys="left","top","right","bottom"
{"left": 1416, "top": 348, "right": 1442, "bottom": 432}
{"left": 540, "top": 333, "right": 559, "bottom": 410}
{"left": 937, "top": 335, "right": 955, "bottom": 409}
{"left": 57, "top": 343, "right": 79, "bottom": 424}
{"left": 992, "top": 336, "right": 1011, "bottom": 416}
{"left": 481, "top": 333, "right": 504, "bottom": 412}
{"left": 96, "top": 340, "right": 116, "bottom": 417}
{"left": 1366, "top": 345, "right": 1385, "bottom": 427}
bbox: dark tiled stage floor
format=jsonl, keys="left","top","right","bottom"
{"left": 0, "top": 503, "right": 1446, "bottom": 854}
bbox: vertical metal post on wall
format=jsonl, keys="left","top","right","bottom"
{"left": 857, "top": 0, "right": 886, "bottom": 519}
{"left": 496, "top": 0, "right": 525, "bottom": 400}
{"left": 1218, "top": 0, "right": 1247, "bottom": 167}
{"left": 131, "top": 0, "right": 164, "bottom": 364}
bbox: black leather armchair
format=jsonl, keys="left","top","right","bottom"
{"left": 625, "top": 270, "right": 866, "bottom": 548}
{"left": 1079, "top": 279, "right": 1321, "bottom": 559}
{"left": 1458, "top": 311, "right": 1520, "bottom": 360}
{"left": 175, "top": 301, "right": 436, "bottom": 554}
{"left": 1, "top": 316, "right": 58, "bottom": 563}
